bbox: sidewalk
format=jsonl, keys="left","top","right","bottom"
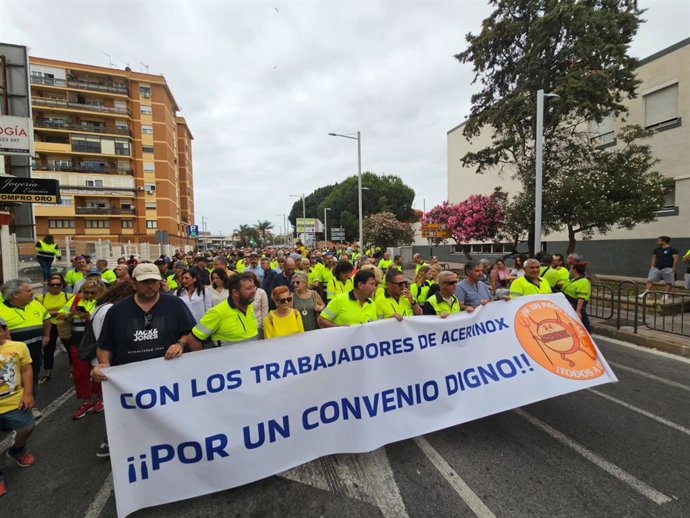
{"left": 591, "top": 318, "right": 690, "bottom": 358}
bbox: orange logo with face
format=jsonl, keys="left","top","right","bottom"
{"left": 515, "top": 300, "right": 604, "bottom": 380}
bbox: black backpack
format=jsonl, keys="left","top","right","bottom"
{"left": 77, "top": 306, "right": 104, "bottom": 361}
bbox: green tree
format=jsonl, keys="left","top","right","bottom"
{"left": 254, "top": 220, "right": 274, "bottom": 247}
{"left": 233, "top": 224, "right": 258, "bottom": 248}
{"left": 288, "top": 172, "right": 416, "bottom": 243}
{"left": 456, "top": 0, "right": 644, "bottom": 254}
{"left": 363, "top": 212, "right": 415, "bottom": 248}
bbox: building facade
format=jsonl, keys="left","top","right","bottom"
{"left": 28, "top": 57, "right": 194, "bottom": 247}
{"left": 447, "top": 39, "right": 689, "bottom": 276}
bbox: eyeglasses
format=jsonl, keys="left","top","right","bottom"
{"left": 143, "top": 314, "right": 153, "bottom": 330}
{"left": 392, "top": 281, "right": 408, "bottom": 287}
{"left": 277, "top": 297, "right": 293, "bottom": 304}
{"left": 48, "top": 283, "right": 62, "bottom": 287}
{"left": 443, "top": 280, "right": 458, "bottom": 285}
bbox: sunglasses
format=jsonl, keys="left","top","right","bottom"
{"left": 443, "top": 280, "right": 458, "bottom": 285}
{"left": 393, "top": 281, "right": 409, "bottom": 287}
{"left": 277, "top": 297, "right": 293, "bottom": 304}
{"left": 48, "top": 283, "right": 63, "bottom": 287}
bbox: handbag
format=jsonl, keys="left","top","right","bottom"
{"left": 56, "top": 293, "right": 82, "bottom": 341}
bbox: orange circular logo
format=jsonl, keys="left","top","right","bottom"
{"left": 514, "top": 300, "right": 604, "bottom": 380}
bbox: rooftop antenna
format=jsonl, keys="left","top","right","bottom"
{"left": 101, "top": 51, "right": 114, "bottom": 68}
{"left": 140, "top": 62, "right": 149, "bottom": 73}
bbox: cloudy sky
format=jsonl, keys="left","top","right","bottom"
{"left": 2, "top": 0, "right": 689, "bottom": 237}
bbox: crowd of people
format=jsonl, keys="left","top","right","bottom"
{"left": 0, "top": 239, "right": 607, "bottom": 496}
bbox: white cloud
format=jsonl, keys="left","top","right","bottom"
{"left": 1, "top": 0, "right": 688, "bottom": 235}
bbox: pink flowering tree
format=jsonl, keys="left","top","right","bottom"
{"left": 424, "top": 189, "right": 507, "bottom": 244}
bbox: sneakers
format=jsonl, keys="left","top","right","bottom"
{"left": 73, "top": 402, "right": 94, "bottom": 420}
{"left": 6, "top": 449, "right": 36, "bottom": 468}
{"left": 92, "top": 400, "right": 104, "bottom": 413}
{"left": 638, "top": 290, "right": 649, "bottom": 299}
{"left": 96, "top": 442, "right": 110, "bottom": 458}
{"left": 31, "top": 408, "right": 43, "bottom": 420}
{"left": 0, "top": 478, "right": 6, "bottom": 497}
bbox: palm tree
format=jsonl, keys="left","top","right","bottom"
{"left": 254, "top": 220, "right": 274, "bottom": 247}
{"left": 234, "top": 224, "right": 258, "bottom": 247}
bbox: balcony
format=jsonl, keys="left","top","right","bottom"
{"left": 30, "top": 75, "right": 129, "bottom": 95}
{"left": 75, "top": 206, "right": 136, "bottom": 215}
{"left": 34, "top": 163, "right": 133, "bottom": 175}
{"left": 32, "top": 97, "right": 130, "bottom": 116}
{"left": 35, "top": 141, "right": 71, "bottom": 153}
{"left": 34, "top": 119, "right": 130, "bottom": 136}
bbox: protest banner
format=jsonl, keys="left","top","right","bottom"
{"left": 102, "top": 294, "right": 617, "bottom": 517}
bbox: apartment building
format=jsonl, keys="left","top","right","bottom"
{"left": 446, "top": 38, "right": 689, "bottom": 275}
{"left": 28, "top": 57, "right": 194, "bottom": 247}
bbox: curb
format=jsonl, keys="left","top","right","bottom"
{"left": 591, "top": 323, "right": 690, "bottom": 358}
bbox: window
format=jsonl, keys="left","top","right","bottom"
{"left": 122, "top": 220, "right": 134, "bottom": 229}
{"left": 141, "top": 125, "right": 153, "bottom": 134}
{"left": 146, "top": 220, "right": 158, "bottom": 229}
{"left": 145, "top": 202, "right": 157, "bottom": 210}
{"left": 85, "top": 179, "right": 104, "bottom": 188}
{"left": 58, "top": 196, "right": 73, "bottom": 207}
{"left": 663, "top": 184, "right": 676, "bottom": 208}
{"left": 80, "top": 160, "right": 107, "bottom": 171}
{"left": 140, "top": 105, "right": 152, "bottom": 116}
{"left": 589, "top": 115, "right": 616, "bottom": 147}
{"left": 139, "top": 86, "right": 151, "bottom": 98}
{"left": 142, "top": 145, "right": 154, "bottom": 153}
{"left": 48, "top": 159, "right": 73, "bottom": 171}
{"left": 644, "top": 83, "right": 679, "bottom": 129}
{"left": 72, "top": 136, "right": 101, "bottom": 153}
{"left": 143, "top": 162, "right": 155, "bottom": 172}
{"left": 114, "top": 141, "right": 130, "bottom": 155}
{"left": 85, "top": 219, "right": 110, "bottom": 228}
{"left": 48, "top": 219, "right": 75, "bottom": 228}
{"left": 115, "top": 120, "right": 128, "bottom": 131}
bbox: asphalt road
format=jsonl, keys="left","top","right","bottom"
{"left": 1, "top": 336, "right": 688, "bottom": 518}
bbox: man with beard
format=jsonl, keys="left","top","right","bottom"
{"left": 188, "top": 272, "right": 258, "bottom": 346}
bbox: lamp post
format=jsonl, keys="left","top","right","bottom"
{"left": 275, "top": 214, "right": 286, "bottom": 246}
{"left": 290, "top": 194, "right": 306, "bottom": 245}
{"left": 323, "top": 207, "right": 331, "bottom": 247}
{"left": 535, "top": 89, "right": 560, "bottom": 255}
{"left": 328, "top": 131, "right": 362, "bottom": 247}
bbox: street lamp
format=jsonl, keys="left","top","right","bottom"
{"left": 535, "top": 89, "right": 560, "bottom": 254}
{"left": 290, "top": 194, "right": 306, "bottom": 245}
{"left": 323, "top": 207, "right": 331, "bottom": 246}
{"left": 275, "top": 214, "right": 287, "bottom": 246}
{"left": 328, "top": 131, "right": 363, "bottom": 247}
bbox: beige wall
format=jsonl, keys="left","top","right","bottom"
{"left": 447, "top": 40, "right": 689, "bottom": 243}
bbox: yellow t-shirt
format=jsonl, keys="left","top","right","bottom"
{"left": 263, "top": 309, "right": 305, "bottom": 339}
{"left": 0, "top": 340, "right": 32, "bottom": 414}
{"left": 36, "top": 291, "right": 74, "bottom": 324}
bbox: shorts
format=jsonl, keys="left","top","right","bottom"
{"left": 0, "top": 407, "right": 34, "bottom": 432}
{"left": 647, "top": 267, "right": 674, "bottom": 284}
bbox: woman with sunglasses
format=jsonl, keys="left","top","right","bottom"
{"left": 175, "top": 269, "right": 211, "bottom": 324}
{"left": 263, "top": 286, "right": 304, "bottom": 339}
{"left": 58, "top": 278, "right": 106, "bottom": 419}
{"left": 292, "top": 271, "right": 325, "bottom": 332}
{"left": 35, "top": 273, "right": 73, "bottom": 384}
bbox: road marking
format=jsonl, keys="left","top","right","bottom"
{"left": 0, "top": 387, "right": 75, "bottom": 452}
{"left": 588, "top": 388, "right": 690, "bottom": 437}
{"left": 281, "top": 448, "right": 409, "bottom": 518}
{"left": 413, "top": 436, "right": 496, "bottom": 518}
{"left": 514, "top": 408, "right": 672, "bottom": 505}
{"left": 594, "top": 335, "right": 690, "bottom": 365}
{"left": 83, "top": 472, "right": 114, "bottom": 518}
{"left": 607, "top": 361, "right": 690, "bottom": 393}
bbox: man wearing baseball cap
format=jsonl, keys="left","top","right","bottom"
{"left": 91, "top": 263, "right": 201, "bottom": 457}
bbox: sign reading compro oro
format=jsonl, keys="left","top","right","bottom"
{"left": 0, "top": 115, "right": 34, "bottom": 156}
{"left": 0, "top": 177, "right": 60, "bottom": 203}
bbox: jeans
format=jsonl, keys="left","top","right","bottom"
{"left": 37, "top": 257, "right": 53, "bottom": 282}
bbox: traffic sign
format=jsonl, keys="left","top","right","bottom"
{"left": 186, "top": 224, "right": 199, "bottom": 237}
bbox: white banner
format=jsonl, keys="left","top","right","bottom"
{"left": 0, "top": 115, "right": 33, "bottom": 156}
{"left": 102, "top": 295, "right": 617, "bottom": 517}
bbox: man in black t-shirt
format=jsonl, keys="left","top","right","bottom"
{"left": 91, "top": 263, "right": 201, "bottom": 457}
{"left": 641, "top": 236, "right": 679, "bottom": 298}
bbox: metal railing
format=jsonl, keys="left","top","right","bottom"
{"left": 31, "top": 75, "right": 129, "bottom": 94}
{"left": 75, "top": 206, "right": 136, "bottom": 215}
{"left": 34, "top": 119, "right": 130, "bottom": 136}
{"left": 33, "top": 96, "right": 130, "bottom": 115}
{"left": 590, "top": 281, "right": 690, "bottom": 337}
{"left": 34, "top": 163, "right": 133, "bottom": 175}
{"left": 641, "top": 291, "right": 689, "bottom": 337}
